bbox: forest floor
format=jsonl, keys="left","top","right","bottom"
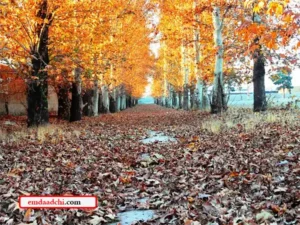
{"left": 0, "top": 104, "right": 300, "bottom": 225}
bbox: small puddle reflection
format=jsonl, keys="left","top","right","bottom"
{"left": 108, "top": 210, "right": 155, "bottom": 225}
{"left": 140, "top": 131, "right": 177, "bottom": 144}
{"left": 138, "top": 153, "right": 151, "bottom": 161}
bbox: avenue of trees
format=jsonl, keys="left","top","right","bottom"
{"left": 151, "top": 0, "right": 300, "bottom": 113}
{"left": 0, "top": 0, "right": 299, "bottom": 127}
{"left": 0, "top": 0, "right": 154, "bottom": 126}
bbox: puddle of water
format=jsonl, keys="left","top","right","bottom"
{"left": 148, "top": 131, "right": 158, "bottom": 137}
{"left": 137, "top": 197, "right": 149, "bottom": 204}
{"left": 140, "top": 131, "right": 177, "bottom": 144}
{"left": 138, "top": 153, "right": 151, "bottom": 161}
{"left": 108, "top": 210, "right": 155, "bottom": 225}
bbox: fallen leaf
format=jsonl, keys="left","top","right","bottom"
{"left": 89, "top": 216, "right": 106, "bottom": 224}
{"left": 23, "top": 209, "right": 32, "bottom": 222}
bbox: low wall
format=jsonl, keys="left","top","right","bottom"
{"left": 0, "top": 86, "right": 58, "bottom": 115}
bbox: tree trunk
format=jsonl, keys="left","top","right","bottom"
{"left": 70, "top": 68, "right": 82, "bottom": 122}
{"left": 92, "top": 80, "right": 99, "bottom": 116}
{"left": 211, "top": 7, "right": 227, "bottom": 114}
{"left": 57, "top": 85, "right": 70, "bottom": 120}
{"left": 116, "top": 88, "right": 121, "bottom": 112}
{"left": 172, "top": 91, "right": 176, "bottom": 108}
{"left": 126, "top": 96, "right": 131, "bottom": 108}
{"left": 101, "top": 85, "right": 110, "bottom": 113}
{"left": 119, "top": 94, "right": 123, "bottom": 110}
{"left": 111, "top": 87, "right": 118, "bottom": 112}
{"left": 5, "top": 101, "right": 9, "bottom": 115}
{"left": 129, "top": 96, "right": 133, "bottom": 107}
{"left": 83, "top": 89, "right": 93, "bottom": 116}
{"left": 109, "top": 94, "right": 116, "bottom": 113}
{"left": 178, "top": 91, "right": 183, "bottom": 109}
{"left": 168, "top": 86, "right": 173, "bottom": 107}
{"left": 27, "top": 0, "right": 50, "bottom": 127}
{"left": 195, "top": 79, "right": 203, "bottom": 109}
{"left": 253, "top": 47, "right": 267, "bottom": 112}
{"left": 132, "top": 98, "right": 137, "bottom": 106}
{"left": 203, "top": 84, "right": 209, "bottom": 109}
{"left": 121, "top": 94, "right": 126, "bottom": 110}
{"left": 194, "top": 2, "right": 206, "bottom": 111}
{"left": 161, "top": 96, "right": 165, "bottom": 107}
{"left": 211, "top": 76, "right": 227, "bottom": 113}
{"left": 182, "top": 39, "right": 189, "bottom": 111}
{"left": 183, "top": 85, "right": 189, "bottom": 110}
{"left": 27, "top": 76, "right": 49, "bottom": 126}
{"left": 175, "top": 92, "right": 179, "bottom": 109}
{"left": 190, "top": 87, "right": 195, "bottom": 109}
{"left": 98, "top": 91, "right": 104, "bottom": 114}
{"left": 124, "top": 95, "right": 126, "bottom": 110}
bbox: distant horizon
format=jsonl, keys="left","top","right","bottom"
{"left": 138, "top": 96, "right": 154, "bottom": 104}
{"left": 143, "top": 68, "right": 300, "bottom": 97}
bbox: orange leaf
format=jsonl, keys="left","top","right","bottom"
{"left": 187, "top": 196, "right": 195, "bottom": 203}
{"left": 229, "top": 171, "right": 239, "bottom": 177}
{"left": 184, "top": 220, "right": 193, "bottom": 225}
{"left": 187, "top": 142, "right": 195, "bottom": 149}
{"left": 24, "top": 208, "right": 32, "bottom": 222}
{"left": 119, "top": 176, "right": 131, "bottom": 184}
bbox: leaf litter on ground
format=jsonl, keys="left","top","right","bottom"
{"left": 0, "top": 105, "right": 300, "bottom": 224}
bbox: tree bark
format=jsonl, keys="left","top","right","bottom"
{"left": 121, "top": 93, "right": 126, "bottom": 110}
{"left": 116, "top": 87, "right": 121, "bottom": 112}
{"left": 92, "top": 80, "right": 99, "bottom": 116}
{"left": 98, "top": 91, "right": 104, "bottom": 114}
{"left": 70, "top": 68, "right": 82, "bottom": 122}
{"left": 194, "top": 1, "right": 206, "bottom": 110}
{"left": 126, "top": 96, "right": 131, "bottom": 108}
{"left": 109, "top": 94, "right": 116, "bottom": 113}
{"left": 132, "top": 98, "right": 137, "bottom": 106}
{"left": 190, "top": 86, "right": 195, "bottom": 109}
{"left": 167, "top": 85, "right": 173, "bottom": 107}
{"left": 123, "top": 95, "right": 127, "bottom": 109}
{"left": 182, "top": 40, "right": 189, "bottom": 111}
{"left": 202, "top": 84, "right": 209, "bottom": 109}
{"left": 57, "top": 85, "right": 70, "bottom": 120}
{"left": 253, "top": 46, "right": 267, "bottom": 112}
{"left": 178, "top": 91, "right": 183, "bottom": 109}
{"left": 183, "top": 85, "right": 189, "bottom": 110}
{"left": 82, "top": 89, "right": 93, "bottom": 116}
{"left": 195, "top": 79, "right": 202, "bottom": 109}
{"left": 211, "top": 7, "right": 227, "bottom": 114}
{"left": 127, "top": 95, "right": 132, "bottom": 108}
{"left": 27, "top": 0, "right": 50, "bottom": 127}
{"left": 172, "top": 91, "right": 176, "bottom": 108}
{"left": 101, "top": 85, "right": 110, "bottom": 113}
{"left": 5, "top": 101, "right": 9, "bottom": 115}
{"left": 119, "top": 94, "right": 123, "bottom": 110}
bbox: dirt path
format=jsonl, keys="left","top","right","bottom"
{"left": 0, "top": 105, "right": 300, "bottom": 224}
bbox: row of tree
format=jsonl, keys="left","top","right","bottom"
{"left": 0, "top": 0, "right": 154, "bottom": 126}
{"left": 151, "top": 0, "right": 300, "bottom": 113}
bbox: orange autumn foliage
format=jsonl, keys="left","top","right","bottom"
{"left": 151, "top": 0, "right": 300, "bottom": 98}
{"left": 0, "top": 0, "right": 155, "bottom": 98}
